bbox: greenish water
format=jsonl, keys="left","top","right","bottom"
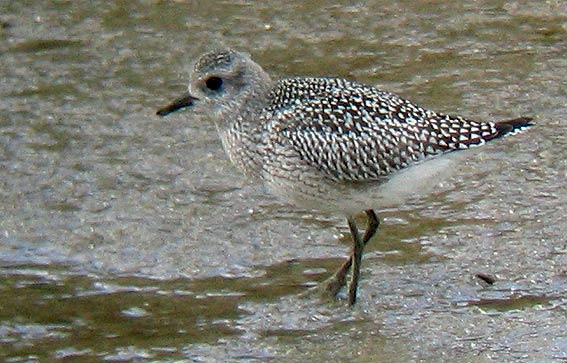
{"left": 1, "top": 1, "right": 566, "bottom": 362}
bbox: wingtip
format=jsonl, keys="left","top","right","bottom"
{"left": 495, "top": 116, "right": 534, "bottom": 136}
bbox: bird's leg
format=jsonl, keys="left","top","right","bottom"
{"left": 325, "top": 253, "right": 353, "bottom": 298}
{"left": 326, "top": 210, "right": 380, "bottom": 300}
{"left": 362, "top": 210, "right": 380, "bottom": 246}
{"left": 347, "top": 210, "right": 379, "bottom": 305}
{"left": 347, "top": 216, "right": 363, "bottom": 305}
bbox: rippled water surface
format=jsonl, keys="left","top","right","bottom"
{"left": 1, "top": 1, "right": 566, "bottom": 362}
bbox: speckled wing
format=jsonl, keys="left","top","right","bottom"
{"left": 267, "top": 77, "right": 503, "bottom": 182}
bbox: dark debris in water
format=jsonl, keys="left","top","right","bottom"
{"left": 475, "top": 273, "right": 497, "bottom": 285}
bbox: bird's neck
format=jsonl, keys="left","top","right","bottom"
{"left": 215, "top": 90, "right": 271, "bottom": 178}
{"left": 216, "top": 116, "right": 263, "bottom": 178}
{"left": 214, "top": 72, "right": 274, "bottom": 177}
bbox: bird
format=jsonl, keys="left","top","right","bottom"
{"left": 156, "top": 48, "right": 533, "bottom": 306}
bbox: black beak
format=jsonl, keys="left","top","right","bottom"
{"left": 156, "top": 93, "right": 199, "bottom": 117}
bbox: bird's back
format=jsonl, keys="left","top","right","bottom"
{"left": 259, "top": 77, "right": 531, "bottom": 185}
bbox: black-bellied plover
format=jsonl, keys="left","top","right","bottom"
{"left": 157, "top": 49, "right": 532, "bottom": 306}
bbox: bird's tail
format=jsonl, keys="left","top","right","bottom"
{"left": 494, "top": 117, "right": 534, "bottom": 137}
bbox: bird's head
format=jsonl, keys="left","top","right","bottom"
{"left": 157, "top": 49, "right": 272, "bottom": 124}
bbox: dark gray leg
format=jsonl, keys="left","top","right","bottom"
{"left": 347, "top": 216, "right": 363, "bottom": 305}
{"left": 326, "top": 210, "right": 380, "bottom": 303}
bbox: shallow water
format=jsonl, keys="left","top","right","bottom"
{"left": 1, "top": 1, "right": 566, "bottom": 362}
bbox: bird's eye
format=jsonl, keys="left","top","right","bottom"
{"left": 205, "top": 76, "right": 223, "bottom": 91}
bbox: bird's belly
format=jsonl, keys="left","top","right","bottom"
{"left": 264, "top": 150, "right": 471, "bottom": 217}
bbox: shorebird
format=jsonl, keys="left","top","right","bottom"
{"left": 157, "top": 49, "right": 532, "bottom": 306}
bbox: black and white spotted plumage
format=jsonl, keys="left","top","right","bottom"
{"left": 261, "top": 77, "right": 531, "bottom": 182}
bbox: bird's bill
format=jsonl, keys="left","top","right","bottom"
{"left": 156, "top": 93, "right": 198, "bottom": 117}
